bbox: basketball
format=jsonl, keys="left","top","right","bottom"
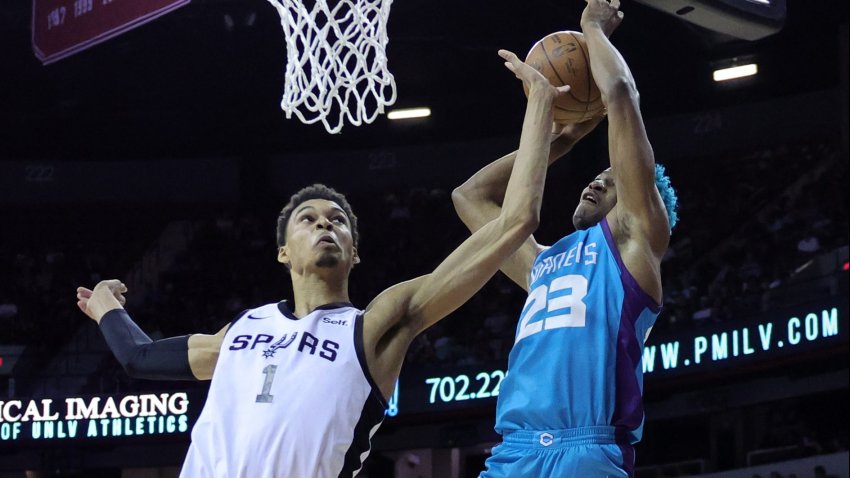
{"left": 523, "top": 31, "right": 605, "bottom": 124}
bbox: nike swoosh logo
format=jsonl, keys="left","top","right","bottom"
{"left": 247, "top": 313, "right": 271, "bottom": 320}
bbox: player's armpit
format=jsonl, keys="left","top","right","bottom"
{"left": 600, "top": 83, "right": 669, "bottom": 254}
{"left": 187, "top": 324, "right": 229, "bottom": 380}
{"left": 361, "top": 279, "right": 425, "bottom": 398}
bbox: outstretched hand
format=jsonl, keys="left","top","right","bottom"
{"left": 581, "top": 0, "right": 624, "bottom": 37}
{"left": 498, "top": 49, "right": 571, "bottom": 101}
{"left": 77, "top": 279, "right": 127, "bottom": 323}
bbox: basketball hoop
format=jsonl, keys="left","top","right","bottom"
{"left": 265, "top": 0, "right": 397, "bottom": 134}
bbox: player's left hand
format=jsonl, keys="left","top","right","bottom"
{"left": 498, "top": 49, "right": 571, "bottom": 101}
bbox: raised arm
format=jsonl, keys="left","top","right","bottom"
{"left": 77, "top": 280, "right": 226, "bottom": 381}
{"left": 452, "top": 118, "right": 603, "bottom": 290}
{"left": 581, "top": 0, "right": 670, "bottom": 255}
{"left": 362, "top": 51, "right": 568, "bottom": 397}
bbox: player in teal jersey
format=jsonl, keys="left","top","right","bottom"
{"left": 453, "top": 1, "right": 679, "bottom": 477}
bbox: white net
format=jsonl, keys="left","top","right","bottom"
{"left": 266, "top": 0, "right": 397, "bottom": 134}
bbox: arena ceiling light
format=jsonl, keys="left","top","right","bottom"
{"left": 713, "top": 63, "right": 758, "bottom": 82}
{"left": 387, "top": 107, "right": 431, "bottom": 120}
{"left": 633, "top": 0, "right": 785, "bottom": 41}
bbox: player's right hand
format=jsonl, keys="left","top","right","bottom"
{"left": 581, "top": 0, "right": 624, "bottom": 38}
{"left": 76, "top": 279, "right": 127, "bottom": 323}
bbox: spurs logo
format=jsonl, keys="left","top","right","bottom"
{"left": 262, "top": 332, "right": 298, "bottom": 358}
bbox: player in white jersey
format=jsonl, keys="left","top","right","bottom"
{"left": 75, "top": 49, "right": 574, "bottom": 478}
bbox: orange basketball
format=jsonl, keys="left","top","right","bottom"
{"left": 523, "top": 31, "right": 605, "bottom": 124}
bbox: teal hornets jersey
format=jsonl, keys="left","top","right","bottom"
{"left": 494, "top": 219, "right": 660, "bottom": 444}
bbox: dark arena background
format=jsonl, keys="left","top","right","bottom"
{"left": 1, "top": 0, "right": 848, "bottom": 476}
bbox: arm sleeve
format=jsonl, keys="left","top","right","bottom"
{"left": 98, "top": 308, "right": 196, "bottom": 381}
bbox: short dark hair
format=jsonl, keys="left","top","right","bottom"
{"left": 276, "top": 184, "right": 359, "bottom": 248}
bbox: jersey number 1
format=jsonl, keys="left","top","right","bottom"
{"left": 516, "top": 274, "right": 588, "bottom": 343}
{"left": 256, "top": 365, "right": 277, "bottom": 403}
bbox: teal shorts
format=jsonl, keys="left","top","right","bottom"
{"left": 480, "top": 426, "right": 634, "bottom": 478}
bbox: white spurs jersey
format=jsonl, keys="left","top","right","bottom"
{"left": 181, "top": 301, "right": 387, "bottom": 478}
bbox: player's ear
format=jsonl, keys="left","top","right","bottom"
{"left": 352, "top": 247, "right": 361, "bottom": 266}
{"left": 277, "top": 246, "right": 290, "bottom": 266}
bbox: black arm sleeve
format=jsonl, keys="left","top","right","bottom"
{"left": 98, "top": 308, "right": 196, "bottom": 381}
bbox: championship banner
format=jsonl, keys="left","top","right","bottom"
{"left": 32, "top": 0, "right": 190, "bottom": 65}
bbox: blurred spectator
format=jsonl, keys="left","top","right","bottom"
{"left": 797, "top": 230, "right": 822, "bottom": 254}
{"left": 813, "top": 465, "right": 839, "bottom": 478}
{"left": 0, "top": 296, "right": 17, "bottom": 319}
{"left": 2, "top": 137, "right": 847, "bottom": 385}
